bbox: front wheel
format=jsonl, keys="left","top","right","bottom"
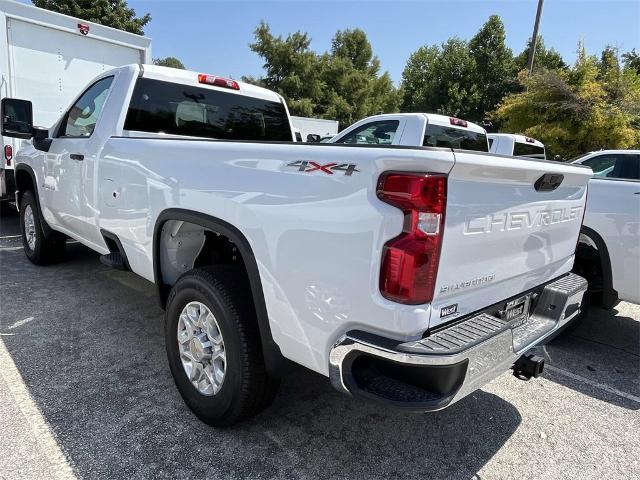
{"left": 165, "top": 266, "right": 279, "bottom": 427}
{"left": 20, "top": 190, "right": 66, "bottom": 265}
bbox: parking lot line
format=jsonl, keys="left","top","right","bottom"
{"left": 546, "top": 364, "right": 640, "bottom": 404}
{"left": 0, "top": 338, "right": 76, "bottom": 480}
{"left": 7, "top": 316, "right": 34, "bottom": 330}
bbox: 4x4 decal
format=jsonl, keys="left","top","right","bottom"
{"left": 287, "top": 161, "right": 359, "bottom": 176}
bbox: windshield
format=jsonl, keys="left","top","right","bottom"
{"left": 423, "top": 124, "right": 488, "bottom": 152}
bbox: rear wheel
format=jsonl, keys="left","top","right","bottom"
{"left": 165, "top": 266, "right": 279, "bottom": 427}
{"left": 20, "top": 190, "right": 66, "bottom": 265}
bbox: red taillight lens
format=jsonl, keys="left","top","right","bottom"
{"left": 449, "top": 117, "right": 468, "bottom": 127}
{"left": 198, "top": 73, "right": 240, "bottom": 90}
{"left": 378, "top": 173, "right": 447, "bottom": 304}
{"left": 4, "top": 145, "right": 12, "bottom": 166}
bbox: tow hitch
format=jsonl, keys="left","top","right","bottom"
{"left": 513, "top": 353, "right": 545, "bottom": 380}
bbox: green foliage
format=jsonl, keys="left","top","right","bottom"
{"left": 153, "top": 57, "right": 185, "bottom": 69}
{"left": 622, "top": 49, "right": 640, "bottom": 74}
{"left": 492, "top": 43, "right": 640, "bottom": 159}
{"left": 246, "top": 15, "right": 637, "bottom": 155}
{"left": 32, "top": 0, "right": 150, "bottom": 35}
{"left": 247, "top": 23, "right": 400, "bottom": 126}
{"left": 401, "top": 16, "right": 516, "bottom": 122}
{"left": 401, "top": 39, "right": 479, "bottom": 119}
{"left": 514, "top": 36, "right": 567, "bottom": 72}
{"left": 469, "top": 15, "right": 517, "bottom": 119}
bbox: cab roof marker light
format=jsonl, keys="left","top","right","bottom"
{"left": 198, "top": 74, "right": 240, "bottom": 90}
{"left": 449, "top": 117, "right": 468, "bottom": 128}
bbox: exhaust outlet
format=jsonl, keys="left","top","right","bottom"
{"left": 513, "top": 353, "right": 545, "bottom": 380}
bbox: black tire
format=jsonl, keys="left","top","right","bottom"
{"left": 20, "top": 190, "right": 66, "bottom": 265}
{"left": 165, "top": 266, "right": 280, "bottom": 427}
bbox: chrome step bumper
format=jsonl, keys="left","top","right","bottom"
{"left": 328, "top": 273, "right": 587, "bottom": 411}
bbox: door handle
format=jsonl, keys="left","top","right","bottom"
{"left": 70, "top": 153, "right": 84, "bottom": 161}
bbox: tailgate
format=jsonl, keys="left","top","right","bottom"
{"left": 430, "top": 151, "right": 591, "bottom": 328}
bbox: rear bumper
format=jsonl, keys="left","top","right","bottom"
{"left": 329, "top": 272, "right": 587, "bottom": 411}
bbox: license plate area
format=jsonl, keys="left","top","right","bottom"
{"left": 499, "top": 294, "right": 531, "bottom": 327}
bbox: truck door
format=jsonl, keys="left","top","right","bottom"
{"left": 45, "top": 76, "right": 114, "bottom": 247}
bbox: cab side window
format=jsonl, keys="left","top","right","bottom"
{"left": 335, "top": 120, "right": 400, "bottom": 145}
{"left": 59, "top": 76, "right": 114, "bottom": 137}
{"left": 582, "top": 155, "right": 617, "bottom": 177}
{"left": 609, "top": 154, "right": 640, "bottom": 180}
{"left": 584, "top": 154, "right": 639, "bottom": 180}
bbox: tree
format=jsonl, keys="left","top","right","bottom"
{"left": 622, "top": 49, "right": 640, "bottom": 74}
{"left": 492, "top": 44, "right": 640, "bottom": 159}
{"left": 331, "top": 29, "right": 373, "bottom": 72}
{"left": 468, "top": 15, "right": 516, "bottom": 120}
{"left": 514, "top": 36, "right": 567, "bottom": 72}
{"left": 247, "top": 23, "right": 400, "bottom": 126}
{"left": 153, "top": 57, "right": 185, "bottom": 69}
{"left": 401, "top": 16, "right": 516, "bottom": 123}
{"left": 401, "top": 39, "right": 479, "bottom": 120}
{"left": 32, "top": 0, "right": 150, "bottom": 35}
{"left": 248, "top": 22, "right": 323, "bottom": 117}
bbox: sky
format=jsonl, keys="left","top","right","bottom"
{"left": 24, "top": 0, "right": 640, "bottom": 83}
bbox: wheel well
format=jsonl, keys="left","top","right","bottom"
{"left": 15, "top": 168, "right": 35, "bottom": 205}
{"left": 573, "top": 227, "right": 618, "bottom": 308}
{"left": 158, "top": 220, "right": 247, "bottom": 288}
{"left": 153, "top": 210, "right": 288, "bottom": 376}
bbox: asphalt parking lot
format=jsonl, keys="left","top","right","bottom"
{"left": 0, "top": 209, "right": 638, "bottom": 480}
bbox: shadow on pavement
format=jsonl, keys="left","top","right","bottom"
{"left": 539, "top": 305, "right": 639, "bottom": 410}
{"left": 0, "top": 232, "right": 521, "bottom": 479}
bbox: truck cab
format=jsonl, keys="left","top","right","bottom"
{"left": 329, "top": 113, "right": 489, "bottom": 151}
{"left": 488, "top": 133, "right": 546, "bottom": 160}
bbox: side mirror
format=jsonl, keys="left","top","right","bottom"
{"left": 1, "top": 98, "right": 33, "bottom": 139}
{"left": 306, "top": 134, "right": 321, "bottom": 143}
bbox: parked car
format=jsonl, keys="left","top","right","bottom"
{"left": 330, "top": 113, "right": 489, "bottom": 150}
{"left": 0, "top": 0, "right": 151, "bottom": 205}
{"left": 487, "top": 133, "right": 546, "bottom": 159}
{"left": 571, "top": 150, "right": 640, "bottom": 308}
{"left": 2, "top": 65, "right": 591, "bottom": 426}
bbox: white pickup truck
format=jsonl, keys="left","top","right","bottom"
{"left": 487, "top": 133, "right": 546, "bottom": 160}
{"left": 2, "top": 65, "right": 591, "bottom": 427}
{"left": 329, "top": 113, "right": 490, "bottom": 151}
{"left": 571, "top": 150, "right": 640, "bottom": 307}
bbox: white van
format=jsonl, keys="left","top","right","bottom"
{"left": 290, "top": 116, "right": 338, "bottom": 142}
{"left": 488, "top": 133, "right": 546, "bottom": 160}
{"left": 0, "top": 0, "right": 151, "bottom": 202}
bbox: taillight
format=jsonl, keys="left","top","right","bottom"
{"left": 4, "top": 145, "right": 12, "bottom": 166}
{"left": 449, "top": 117, "right": 468, "bottom": 127}
{"left": 377, "top": 172, "right": 447, "bottom": 304}
{"left": 198, "top": 73, "right": 240, "bottom": 90}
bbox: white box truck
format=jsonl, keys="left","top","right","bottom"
{"left": 0, "top": 0, "right": 151, "bottom": 203}
{"left": 290, "top": 115, "right": 338, "bottom": 142}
